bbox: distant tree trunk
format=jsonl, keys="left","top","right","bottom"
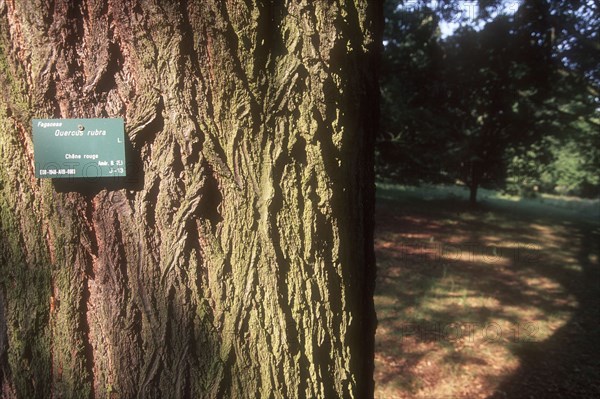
{"left": 468, "top": 159, "right": 481, "bottom": 205}
{"left": 0, "top": 1, "right": 381, "bottom": 398}
{"left": 469, "top": 182, "right": 478, "bottom": 205}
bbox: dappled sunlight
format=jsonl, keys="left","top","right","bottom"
{"left": 374, "top": 194, "right": 597, "bottom": 398}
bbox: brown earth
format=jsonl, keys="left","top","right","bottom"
{"left": 374, "top": 193, "right": 600, "bottom": 399}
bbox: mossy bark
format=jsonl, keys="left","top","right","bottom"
{"left": 0, "top": 1, "right": 381, "bottom": 398}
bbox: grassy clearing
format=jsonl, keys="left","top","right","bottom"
{"left": 374, "top": 183, "right": 600, "bottom": 399}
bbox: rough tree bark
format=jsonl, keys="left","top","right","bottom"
{"left": 0, "top": 1, "right": 381, "bottom": 398}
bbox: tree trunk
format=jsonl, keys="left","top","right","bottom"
{"left": 469, "top": 159, "right": 480, "bottom": 205}
{"left": 0, "top": 1, "right": 381, "bottom": 398}
{"left": 469, "top": 182, "right": 478, "bottom": 205}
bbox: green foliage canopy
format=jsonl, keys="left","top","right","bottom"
{"left": 378, "top": 0, "right": 600, "bottom": 199}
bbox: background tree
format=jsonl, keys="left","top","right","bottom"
{"left": 377, "top": 2, "right": 447, "bottom": 182}
{"left": 442, "top": 6, "right": 559, "bottom": 204}
{"left": 379, "top": 0, "right": 599, "bottom": 202}
{"left": 0, "top": 1, "right": 381, "bottom": 398}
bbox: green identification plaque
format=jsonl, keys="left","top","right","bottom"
{"left": 32, "top": 118, "right": 126, "bottom": 178}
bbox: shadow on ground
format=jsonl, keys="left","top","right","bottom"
{"left": 374, "top": 185, "right": 600, "bottom": 399}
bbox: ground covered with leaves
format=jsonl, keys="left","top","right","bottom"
{"left": 373, "top": 184, "right": 600, "bottom": 399}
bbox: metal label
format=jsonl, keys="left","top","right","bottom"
{"left": 32, "top": 118, "right": 126, "bottom": 178}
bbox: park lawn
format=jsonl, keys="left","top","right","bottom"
{"left": 373, "top": 184, "right": 600, "bottom": 399}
